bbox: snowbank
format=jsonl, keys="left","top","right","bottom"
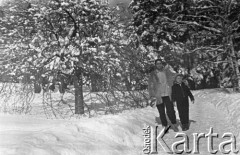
{"left": 200, "top": 89, "right": 240, "bottom": 144}
{"left": 0, "top": 106, "right": 159, "bottom": 155}
{"left": 0, "top": 89, "right": 239, "bottom": 155}
{"left": 191, "top": 88, "right": 240, "bottom": 150}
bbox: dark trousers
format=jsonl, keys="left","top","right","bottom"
{"left": 156, "top": 96, "right": 177, "bottom": 126}
{"left": 176, "top": 97, "right": 189, "bottom": 125}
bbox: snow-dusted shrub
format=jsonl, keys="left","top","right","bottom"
{"left": 0, "top": 83, "right": 35, "bottom": 114}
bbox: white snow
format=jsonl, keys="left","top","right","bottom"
{"left": 0, "top": 89, "right": 239, "bottom": 155}
{"left": 0, "top": 107, "right": 155, "bottom": 155}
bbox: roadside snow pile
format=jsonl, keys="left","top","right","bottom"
{"left": 0, "top": 107, "right": 159, "bottom": 155}
{"left": 203, "top": 89, "right": 240, "bottom": 129}
{"left": 0, "top": 89, "right": 239, "bottom": 155}
{"left": 194, "top": 89, "right": 240, "bottom": 140}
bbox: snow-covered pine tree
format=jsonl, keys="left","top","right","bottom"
{"left": 0, "top": 0, "right": 128, "bottom": 114}
{"left": 130, "top": 0, "right": 240, "bottom": 90}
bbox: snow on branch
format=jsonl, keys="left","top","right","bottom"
{"left": 182, "top": 15, "right": 222, "bottom": 28}
{"left": 191, "top": 6, "right": 222, "bottom": 11}
{"left": 164, "top": 17, "right": 222, "bottom": 34}
{"left": 184, "top": 45, "right": 224, "bottom": 54}
{"left": 196, "top": 0, "right": 215, "bottom": 5}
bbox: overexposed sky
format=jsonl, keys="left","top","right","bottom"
{"left": 0, "top": 0, "right": 5, "bottom": 6}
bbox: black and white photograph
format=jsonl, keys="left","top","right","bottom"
{"left": 0, "top": 0, "right": 240, "bottom": 154}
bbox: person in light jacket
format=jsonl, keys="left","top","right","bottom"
{"left": 148, "top": 59, "right": 179, "bottom": 132}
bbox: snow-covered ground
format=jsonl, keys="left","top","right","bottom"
{"left": 0, "top": 89, "right": 240, "bottom": 155}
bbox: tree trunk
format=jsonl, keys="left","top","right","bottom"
{"left": 230, "top": 36, "right": 240, "bottom": 91}
{"left": 91, "top": 73, "right": 97, "bottom": 92}
{"left": 73, "top": 70, "right": 84, "bottom": 114}
{"left": 124, "top": 76, "right": 131, "bottom": 91}
{"left": 34, "top": 82, "right": 41, "bottom": 93}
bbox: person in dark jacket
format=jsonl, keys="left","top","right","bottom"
{"left": 172, "top": 74, "right": 195, "bottom": 131}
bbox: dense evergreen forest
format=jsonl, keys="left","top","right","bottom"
{"left": 0, "top": 0, "right": 239, "bottom": 115}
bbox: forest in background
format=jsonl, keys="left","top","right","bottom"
{"left": 0, "top": 0, "right": 239, "bottom": 116}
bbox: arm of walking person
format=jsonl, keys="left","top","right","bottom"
{"left": 148, "top": 72, "right": 155, "bottom": 99}
{"left": 165, "top": 64, "right": 178, "bottom": 80}
{"left": 185, "top": 85, "right": 195, "bottom": 103}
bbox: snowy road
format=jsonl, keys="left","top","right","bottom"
{"left": 159, "top": 90, "right": 239, "bottom": 155}
{"left": 0, "top": 89, "right": 239, "bottom": 155}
